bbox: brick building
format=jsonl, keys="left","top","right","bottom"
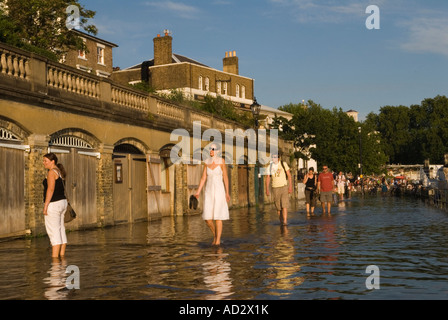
{"left": 111, "top": 33, "right": 255, "bottom": 108}
{"left": 63, "top": 30, "right": 118, "bottom": 78}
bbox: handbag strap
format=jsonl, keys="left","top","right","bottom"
{"left": 55, "top": 169, "right": 70, "bottom": 203}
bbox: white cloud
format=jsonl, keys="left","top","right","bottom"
{"left": 144, "top": 1, "right": 200, "bottom": 19}
{"left": 399, "top": 17, "right": 448, "bottom": 57}
{"left": 268, "top": 0, "right": 370, "bottom": 24}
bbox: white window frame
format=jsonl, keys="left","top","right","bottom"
{"left": 198, "top": 76, "right": 203, "bottom": 91}
{"left": 97, "top": 44, "right": 105, "bottom": 65}
{"left": 205, "top": 77, "right": 209, "bottom": 92}
{"left": 217, "top": 81, "right": 221, "bottom": 94}
{"left": 78, "top": 38, "right": 87, "bottom": 60}
{"left": 235, "top": 84, "right": 240, "bottom": 98}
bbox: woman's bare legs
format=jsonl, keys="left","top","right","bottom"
{"left": 205, "top": 220, "right": 223, "bottom": 246}
{"left": 51, "top": 243, "right": 67, "bottom": 258}
{"left": 214, "top": 220, "right": 223, "bottom": 246}
{"left": 205, "top": 220, "right": 216, "bottom": 245}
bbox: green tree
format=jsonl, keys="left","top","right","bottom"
{"left": 275, "top": 100, "right": 386, "bottom": 175}
{"left": 375, "top": 105, "right": 411, "bottom": 164}
{"left": 0, "top": 0, "right": 97, "bottom": 60}
{"left": 410, "top": 96, "right": 448, "bottom": 163}
{"left": 369, "top": 95, "right": 448, "bottom": 165}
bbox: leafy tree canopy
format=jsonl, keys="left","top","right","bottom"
{"left": 273, "top": 100, "right": 387, "bottom": 176}
{"left": 0, "top": 0, "right": 97, "bottom": 60}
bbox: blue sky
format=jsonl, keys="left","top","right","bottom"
{"left": 80, "top": 0, "right": 448, "bottom": 121}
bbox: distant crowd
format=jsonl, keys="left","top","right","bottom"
{"left": 298, "top": 168, "right": 424, "bottom": 199}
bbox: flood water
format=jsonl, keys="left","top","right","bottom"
{"left": 1, "top": 195, "right": 448, "bottom": 300}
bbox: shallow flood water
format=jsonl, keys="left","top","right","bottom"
{"left": 1, "top": 195, "right": 448, "bottom": 300}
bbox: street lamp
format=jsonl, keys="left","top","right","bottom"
{"left": 250, "top": 97, "right": 262, "bottom": 203}
{"left": 358, "top": 126, "right": 363, "bottom": 194}
{"left": 250, "top": 97, "right": 261, "bottom": 129}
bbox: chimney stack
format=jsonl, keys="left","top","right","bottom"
{"left": 223, "top": 50, "right": 239, "bottom": 75}
{"left": 153, "top": 32, "right": 173, "bottom": 66}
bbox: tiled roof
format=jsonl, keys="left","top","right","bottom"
{"left": 124, "top": 53, "right": 209, "bottom": 70}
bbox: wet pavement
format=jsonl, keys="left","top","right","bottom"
{"left": 1, "top": 195, "right": 448, "bottom": 300}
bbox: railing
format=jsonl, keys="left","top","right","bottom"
{"left": 0, "top": 42, "right": 248, "bottom": 134}
{"left": 47, "top": 62, "right": 100, "bottom": 98}
{"left": 111, "top": 84, "right": 149, "bottom": 112}
{"left": 0, "top": 46, "right": 31, "bottom": 80}
{"left": 156, "top": 100, "right": 184, "bottom": 121}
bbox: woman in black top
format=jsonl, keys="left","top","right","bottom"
{"left": 303, "top": 167, "right": 317, "bottom": 217}
{"left": 43, "top": 153, "right": 68, "bottom": 258}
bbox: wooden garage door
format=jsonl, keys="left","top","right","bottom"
{"left": 238, "top": 165, "right": 249, "bottom": 206}
{"left": 0, "top": 146, "right": 25, "bottom": 237}
{"left": 53, "top": 148, "right": 97, "bottom": 228}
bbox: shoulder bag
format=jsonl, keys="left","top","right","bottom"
{"left": 61, "top": 177, "right": 77, "bottom": 223}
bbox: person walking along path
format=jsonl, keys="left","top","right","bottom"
{"left": 195, "top": 143, "right": 230, "bottom": 246}
{"left": 303, "top": 167, "right": 317, "bottom": 217}
{"left": 318, "top": 165, "right": 334, "bottom": 215}
{"left": 265, "top": 152, "right": 293, "bottom": 225}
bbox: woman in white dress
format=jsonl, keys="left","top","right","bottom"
{"left": 195, "top": 143, "right": 230, "bottom": 246}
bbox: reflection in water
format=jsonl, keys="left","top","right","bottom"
{"left": 43, "top": 258, "right": 68, "bottom": 300}
{"left": 265, "top": 226, "right": 304, "bottom": 296}
{"left": 1, "top": 195, "right": 448, "bottom": 299}
{"left": 202, "top": 247, "right": 233, "bottom": 300}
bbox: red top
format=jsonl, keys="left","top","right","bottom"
{"left": 318, "top": 172, "right": 334, "bottom": 192}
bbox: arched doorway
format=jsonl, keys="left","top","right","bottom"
{"left": 0, "top": 120, "right": 29, "bottom": 238}
{"left": 48, "top": 130, "right": 99, "bottom": 228}
{"left": 113, "top": 142, "right": 148, "bottom": 223}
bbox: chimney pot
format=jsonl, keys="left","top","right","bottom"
{"left": 223, "top": 50, "right": 239, "bottom": 75}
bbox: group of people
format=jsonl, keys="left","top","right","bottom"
{"left": 303, "top": 166, "right": 339, "bottom": 216}
{"left": 42, "top": 146, "right": 293, "bottom": 256}
{"left": 193, "top": 145, "right": 293, "bottom": 246}
{"left": 41, "top": 146, "right": 341, "bottom": 257}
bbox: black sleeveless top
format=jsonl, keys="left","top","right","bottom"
{"left": 305, "top": 174, "right": 317, "bottom": 189}
{"left": 43, "top": 171, "right": 66, "bottom": 203}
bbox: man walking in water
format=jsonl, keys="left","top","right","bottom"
{"left": 318, "top": 165, "right": 334, "bottom": 215}
{"left": 265, "top": 152, "right": 292, "bottom": 225}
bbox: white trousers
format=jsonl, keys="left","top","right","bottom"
{"left": 45, "top": 199, "right": 68, "bottom": 246}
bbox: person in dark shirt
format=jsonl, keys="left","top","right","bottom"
{"left": 43, "top": 153, "right": 68, "bottom": 258}
{"left": 303, "top": 167, "right": 317, "bottom": 217}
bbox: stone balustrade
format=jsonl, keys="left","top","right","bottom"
{"left": 0, "top": 46, "right": 31, "bottom": 80}
{"left": 47, "top": 62, "right": 100, "bottom": 98}
{"left": 156, "top": 100, "right": 184, "bottom": 121}
{"left": 0, "top": 42, "right": 251, "bottom": 135}
{"left": 111, "top": 84, "right": 149, "bottom": 111}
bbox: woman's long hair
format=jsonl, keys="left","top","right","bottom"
{"left": 44, "top": 153, "right": 66, "bottom": 179}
